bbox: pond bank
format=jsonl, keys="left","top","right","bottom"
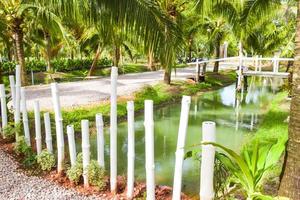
{"left": 61, "top": 71, "right": 236, "bottom": 131}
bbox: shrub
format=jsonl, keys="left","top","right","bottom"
{"left": 87, "top": 160, "right": 106, "bottom": 190}
{"left": 36, "top": 150, "right": 56, "bottom": 171}
{"left": 66, "top": 153, "right": 83, "bottom": 184}
{"left": 2, "top": 58, "right": 112, "bottom": 74}
{"left": 13, "top": 136, "right": 31, "bottom": 155}
{"left": 3, "top": 122, "right": 22, "bottom": 140}
{"left": 13, "top": 136, "right": 37, "bottom": 167}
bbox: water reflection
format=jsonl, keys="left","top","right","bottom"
{"left": 83, "top": 76, "right": 282, "bottom": 195}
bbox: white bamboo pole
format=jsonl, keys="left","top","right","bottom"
{"left": 21, "top": 87, "right": 30, "bottom": 146}
{"left": 15, "top": 65, "right": 21, "bottom": 124}
{"left": 67, "top": 125, "right": 77, "bottom": 167}
{"left": 127, "top": 101, "right": 135, "bottom": 199}
{"left": 81, "top": 120, "right": 90, "bottom": 188}
{"left": 0, "top": 84, "right": 8, "bottom": 137}
{"left": 51, "top": 83, "right": 65, "bottom": 174}
{"left": 110, "top": 66, "right": 118, "bottom": 193}
{"left": 200, "top": 121, "right": 216, "bottom": 200}
{"left": 9, "top": 75, "right": 16, "bottom": 110}
{"left": 96, "top": 113, "right": 105, "bottom": 168}
{"left": 172, "top": 96, "right": 191, "bottom": 200}
{"left": 144, "top": 100, "right": 155, "bottom": 200}
{"left": 237, "top": 42, "right": 243, "bottom": 90}
{"left": 44, "top": 112, "right": 53, "bottom": 153}
{"left": 34, "top": 100, "right": 42, "bottom": 155}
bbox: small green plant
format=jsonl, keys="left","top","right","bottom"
{"left": 66, "top": 153, "right": 83, "bottom": 184}
{"left": 3, "top": 122, "right": 22, "bottom": 140}
{"left": 13, "top": 136, "right": 31, "bottom": 155}
{"left": 203, "top": 137, "right": 286, "bottom": 200}
{"left": 13, "top": 136, "right": 37, "bottom": 167}
{"left": 87, "top": 160, "right": 106, "bottom": 190}
{"left": 36, "top": 150, "right": 56, "bottom": 171}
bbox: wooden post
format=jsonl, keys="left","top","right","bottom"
{"left": 15, "top": 65, "right": 21, "bottom": 125}
{"left": 200, "top": 121, "right": 216, "bottom": 200}
{"left": 34, "top": 100, "right": 42, "bottom": 155}
{"left": 172, "top": 96, "right": 191, "bottom": 200}
{"left": 0, "top": 84, "right": 7, "bottom": 137}
{"left": 110, "top": 66, "right": 118, "bottom": 193}
{"left": 127, "top": 101, "right": 135, "bottom": 199}
{"left": 67, "top": 125, "right": 77, "bottom": 167}
{"left": 96, "top": 113, "right": 105, "bottom": 168}
{"left": 51, "top": 83, "right": 65, "bottom": 174}
{"left": 81, "top": 120, "right": 90, "bottom": 188}
{"left": 21, "top": 87, "right": 30, "bottom": 146}
{"left": 44, "top": 112, "right": 53, "bottom": 153}
{"left": 9, "top": 75, "right": 16, "bottom": 110}
{"left": 144, "top": 100, "right": 155, "bottom": 200}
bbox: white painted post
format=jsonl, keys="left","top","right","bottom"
{"left": 127, "top": 101, "right": 135, "bottom": 199}
{"left": 67, "top": 125, "right": 77, "bottom": 167}
{"left": 15, "top": 65, "right": 21, "bottom": 124}
{"left": 195, "top": 59, "right": 199, "bottom": 82}
{"left": 0, "top": 84, "right": 8, "bottom": 137}
{"left": 172, "top": 96, "right": 191, "bottom": 200}
{"left": 51, "top": 83, "right": 65, "bottom": 174}
{"left": 237, "top": 42, "right": 243, "bottom": 90}
{"left": 223, "top": 42, "right": 228, "bottom": 58}
{"left": 250, "top": 113, "right": 254, "bottom": 131}
{"left": 9, "top": 75, "right": 16, "bottom": 110}
{"left": 96, "top": 113, "right": 105, "bottom": 168}
{"left": 34, "top": 100, "right": 42, "bottom": 155}
{"left": 144, "top": 100, "right": 155, "bottom": 200}
{"left": 200, "top": 121, "right": 216, "bottom": 200}
{"left": 259, "top": 55, "right": 262, "bottom": 72}
{"left": 110, "top": 66, "right": 118, "bottom": 193}
{"left": 254, "top": 56, "right": 258, "bottom": 72}
{"left": 81, "top": 120, "right": 90, "bottom": 188}
{"left": 21, "top": 88, "right": 30, "bottom": 146}
{"left": 44, "top": 112, "right": 53, "bottom": 153}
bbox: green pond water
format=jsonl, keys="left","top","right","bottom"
{"left": 75, "top": 76, "right": 283, "bottom": 195}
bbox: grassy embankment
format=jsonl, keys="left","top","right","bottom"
{"left": 59, "top": 71, "right": 236, "bottom": 131}
{"left": 242, "top": 91, "right": 289, "bottom": 195}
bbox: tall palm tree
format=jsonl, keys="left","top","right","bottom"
{"left": 278, "top": 1, "right": 300, "bottom": 199}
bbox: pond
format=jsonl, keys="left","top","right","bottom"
{"left": 76, "top": 76, "right": 283, "bottom": 195}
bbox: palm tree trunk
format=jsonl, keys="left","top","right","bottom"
{"left": 147, "top": 49, "right": 156, "bottom": 71}
{"left": 14, "top": 21, "right": 27, "bottom": 85}
{"left": 213, "top": 41, "right": 221, "bottom": 73}
{"left": 163, "top": 67, "right": 171, "bottom": 84}
{"left": 44, "top": 31, "right": 52, "bottom": 72}
{"left": 87, "top": 44, "right": 102, "bottom": 76}
{"left": 113, "top": 46, "right": 121, "bottom": 67}
{"left": 278, "top": 1, "right": 300, "bottom": 198}
{"left": 188, "top": 38, "right": 193, "bottom": 62}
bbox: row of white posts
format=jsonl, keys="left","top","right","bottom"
{"left": 0, "top": 66, "right": 217, "bottom": 200}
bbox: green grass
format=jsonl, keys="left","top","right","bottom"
{"left": 241, "top": 91, "right": 289, "bottom": 195}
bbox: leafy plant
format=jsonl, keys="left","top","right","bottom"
{"left": 13, "top": 136, "right": 31, "bottom": 155}
{"left": 3, "top": 122, "right": 22, "bottom": 140}
{"left": 66, "top": 153, "right": 83, "bottom": 184}
{"left": 13, "top": 136, "right": 37, "bottom": 167}
{"left": 203, "top": 137, "right": 287, "bottom": 200}
{"left": 87, "top": 160, "right": 106, "bottom": 190}
{"left": 36, "top": 150, "right": 56, "bottom": 171}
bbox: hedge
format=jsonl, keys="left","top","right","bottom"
{"left": 2, "top": 58, "right": 112, "bottom": 74}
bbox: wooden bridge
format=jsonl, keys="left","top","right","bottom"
{"left": 187, "top": 55, "right": 293, "bottom": 90}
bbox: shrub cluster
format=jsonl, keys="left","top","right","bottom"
{"left": 66, "top": 153, "right": 105, "bottom": 189}
{"left": 3, "top": 122, "right": 22, "bottom": 140}
{"left": 2, "top": 58, "right": 112, "bottom": 74}
{"left": 36, "top": 150, "right": 56, "bottom": 171}
{"left": 13, "top": 136, "right": 37, "bottom": 167}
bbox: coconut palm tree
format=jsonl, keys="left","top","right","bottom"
{"left": 278, "top": 1, "right": 300, "bottom": 199}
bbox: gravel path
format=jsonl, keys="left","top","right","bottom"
{"left": 24, "top": 67, "right": 198, "bottom": 110}
{"left": 0, "top": 148, "right": 102, "bottom": 200}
